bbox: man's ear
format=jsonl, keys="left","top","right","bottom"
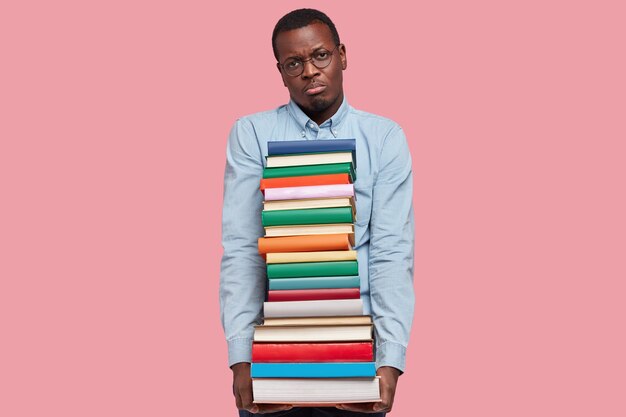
{"left": 339, "top": 44, "right": 348, "bottom": 70}
{"left": 276, "top": 62, "right": 287, "bottom": 87}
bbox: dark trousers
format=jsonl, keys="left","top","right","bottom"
{"left": 239, "top": 408, "right": 385, "bottom": 417}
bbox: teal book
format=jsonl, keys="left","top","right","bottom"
{"left": 268, "top": 275, "right": 361, "bottom": 290}
{"left": 262, "top": 162, "right": 356, "bottom": 181}
{"left": 267, "top": 261, "right": 358, "bottom": 279}
{"left": 261, "top": 207, "right": 354, "bottom": 227}
{"left": 251, "top": 362, "right": 376, "bottom": 378}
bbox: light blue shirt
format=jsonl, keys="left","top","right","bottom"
{"left": 220, "top": 97, "right": 415, "bottom": 372}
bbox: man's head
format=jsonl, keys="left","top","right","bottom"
{"left": 272, "top": 9, "right": 347, "bottom": 125}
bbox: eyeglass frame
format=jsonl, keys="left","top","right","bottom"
{"left": 277, "top": 44, "right": 342, "bottom": 77}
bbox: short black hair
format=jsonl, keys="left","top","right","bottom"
{"left": 272, "top": 8, "right": 341, "bottom": 61}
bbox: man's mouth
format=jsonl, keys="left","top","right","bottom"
{"left": 304, "top": 83, "right": 326, "bottom": 95}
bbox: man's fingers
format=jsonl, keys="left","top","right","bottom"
{"left": 336, "top": 402, "right": 378, "bottom": 413}
{"left": 238, "top": 384, "right": 256, "bottom": 412}
{"left": 372, "top": 399, "right": 392, "bottom": 412}
{"left": 255, "top": 404, "right": 293, "bottom": 414}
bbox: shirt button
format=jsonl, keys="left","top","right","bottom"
{"left": 333, "top": 130, "right": 338, "bottom": 135}
{"left": 301, "top": 131, "right": 306, "bottom": 137}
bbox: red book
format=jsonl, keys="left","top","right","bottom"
{"left": 267, "top": 288, "right": 361, "bottom": 302}
{"left": 260, "top": 173, "right": 351, "bottom": 193}
{"left": 252, "top": 342, "right": 374, "bottom": 363}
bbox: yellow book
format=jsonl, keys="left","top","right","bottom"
{"left": 266, "top": 250, "right": 357, "bottom": 264}
{"left": 266, "top": 152, "right": 353, "bottom": 168}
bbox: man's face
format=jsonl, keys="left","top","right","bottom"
{"left": 275, "top": 22, "right": 347, "bottom": 122}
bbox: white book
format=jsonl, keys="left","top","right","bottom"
{"left": 253, "top": 377, "right": 381, "bottom": 405}
{"left": 262, "top": 315, "right": 372, "bottom": 327}
{"left": 263, "top": 299, "right": 363, "bottom": 318}
{"left": 266, "top": 152, "right": 354, "bottom": 168}
{"left": 253, "top": 324, "right": 373, "bottom": 342}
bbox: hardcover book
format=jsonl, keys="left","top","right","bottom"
{"left": 267, "top": 138, "right": 356, "bottom": 157}
{"left": 266, "top": 250, "right": 357, "bottom": 264}
{"left": 263, "top": 299, "right": 363, "bottom": 318}
{"left": 260, "top": 173, "right": 351, "bottom": 192}
{"left": 264, "top": 184, "right": 354, "bottom": 201}
{"left": 266, "top": 152, "right": 355, "bottom": 169}
{"left": 251, "top": 362, "right": 376, "bottom": 378}
{"left": 267, "top": 288, "right": 361, "bottom": 302}
{"left": 268, "top": 276, "right": 361, "bottom": 291}
{"left": 252, "top": 342, "right": 374, "bottom": 362}
{"left": 253, "top": 324, "right": 372, "bottom": 342}
{"left": 258, "top": 234, "right": 353, "bottom": 254}
{"left": 252, "top": 377, "right": 381, "bottom": 405}
{"left": 267, "top": 260, "right": 358, "bottom": 279}
{"left": 261, "top": 207, "right": 354, "bottom": 227}
{"left": 262, "top": 163, "right": 356, "bottom": 181}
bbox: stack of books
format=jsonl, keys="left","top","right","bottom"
{"left": 252, "top": 139, "right": 381, "bottom": 406}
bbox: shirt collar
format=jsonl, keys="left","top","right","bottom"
{"left": 287, "top": 95, "right": 350, "bottom": 133}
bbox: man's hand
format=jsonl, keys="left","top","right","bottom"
{"left": 335, "top": 366, "right": 401, "bottom": 414}
{"left": 231, "top": 362, "right": 293, "bottom": 414}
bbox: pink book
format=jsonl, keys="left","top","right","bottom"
{"left": 264, "top": 184, "right": 355, "bottom": 201}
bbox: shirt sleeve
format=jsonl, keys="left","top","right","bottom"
{"left": 369, "top": 125, "right": 415, "bottom": 373}
{"left": 219, "top": 118, "right": 266, "bottom": 367}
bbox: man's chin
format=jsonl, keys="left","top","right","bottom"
{"left": 301, "top": 96, "right": 332, "bottom": 113}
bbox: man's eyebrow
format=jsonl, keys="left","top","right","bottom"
{"left": 284, "top": 44, "right": 328, "bottom": 60}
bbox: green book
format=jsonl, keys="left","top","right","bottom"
{"left": 268, "top": 276, "right": 361, "bottom": 290}
{"left": 262, "top": 162, "right": 356, "bottom": 181}
{"left": 267, "top": 261, "right": 358, "bottom": 279}
{"left": 262, "top": 207, "right": 354, "bottom": 227}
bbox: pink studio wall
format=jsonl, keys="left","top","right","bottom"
{"left": 2, "top": 1, "right": 625, "bottom": 416}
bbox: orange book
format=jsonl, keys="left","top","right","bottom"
{"left": 260, "top": 173, "right": 351, "bottom": 193}
{"left": 258, "top": 234, "right": 352, "bottom": 255}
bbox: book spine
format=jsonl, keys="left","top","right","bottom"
{"left": 251, "top": 362, "right": 376, "bottom": 378}
{"left": 266, "top": 250, "right": 357, "bottom": 264}
{"left": 268, "top": 276, "right": 361, "bottom": 290}
{"left": 264, "top": 184, "right": 354, "bottom": 201}
{"left": 260, "top": 173, "right": 350, "bottom": 191}
{"left": 268, "top": 139, "right": 356, "bottom": 156}
{"left": 267, "top": 288, "right": 360, "bottom": 302}
{"left": 252, "top": 342, "right": 374, "bottom": 362}
{"left": 267, "top": 261, "right": 358, "bottom": 278}
{"left": 262, "top": 163, "right": 355, "bottom": 181}
{"left": 258, "top": 234, "right": 351, "bottom": 254}
{"left": 261, "top": 207, "right": 353, "bottom": 227}
{"left": 263, "top": 299, "right": 363, "bottom": 318}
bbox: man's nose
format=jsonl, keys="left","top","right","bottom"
{"left": 301, "top": 60, "right": 320, "bottom": 78}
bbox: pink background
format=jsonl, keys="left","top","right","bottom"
{"left": 2, "top": 0, "right": 625, "bottom": 416}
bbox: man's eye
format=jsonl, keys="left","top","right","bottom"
{"left": 286, "top": 60, "right": 301, "bottom": 69}
{"left": 315, "top": 52, "right": 329, "bottom": 60}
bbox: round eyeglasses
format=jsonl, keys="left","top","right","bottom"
{"left": 279, "top": 44, "right": 341, "bottom": 77}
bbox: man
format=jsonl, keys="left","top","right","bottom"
{"left": 220, "top": 8, "right": 414, "bottom": 416}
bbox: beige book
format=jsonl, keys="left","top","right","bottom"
{"left": 263, "top": 196, "right": 356, "bottom": 213}
{"left": 253, "top": 324, "right": 373, "bottom": 342}
{"left": 266, "top": 250, "right": 357, "bottom": 264}
{"left": 262, "top": 315, "right": 372, "bottom": 327}
{"left": 266, "top": 152, "right": 353, "bottom": 168}
{"left": 264, "top": 224, "right": 355, "bottom": 246}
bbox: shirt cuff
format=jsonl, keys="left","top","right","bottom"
{"left": 227, "top": 337, "right": 253, "bottom": 368}
{"left": 375, "top": 341, "right": 407, "bottom": 373}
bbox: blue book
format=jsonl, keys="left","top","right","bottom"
{"left": 268, "top": 276, "right": 361, "bottom": 290}
{"left": 251, "top": 362, "right": 376, "bottom": 378}
{"left": 268, "top": 139, "right": 356, "bottom": 156}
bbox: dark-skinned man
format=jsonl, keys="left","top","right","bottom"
{"left": 220, "top": 8, "right": 414, "bottom": 416}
